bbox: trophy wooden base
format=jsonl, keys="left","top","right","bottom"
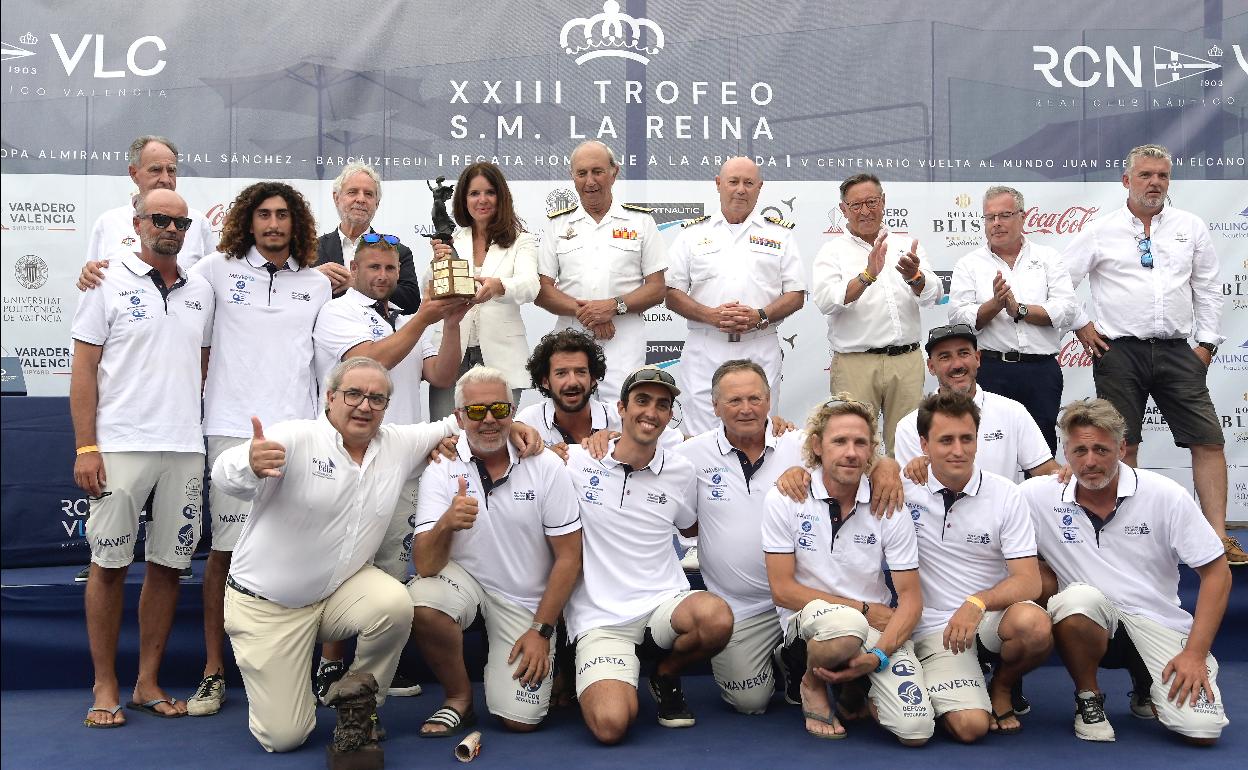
{"left": 430, "top": 257, "right": 476, "bottom": 299}
{"left": 326, "top": 743, "right": 384, "bottom": 770}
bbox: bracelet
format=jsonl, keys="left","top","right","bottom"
{"left": 76, "top": 445, "right": 100, "bottom": 456}
{"left": 868, "top": 647, "right": 890, "bottom": 673}
{"left": 965, "top": 595, "right": 986, "bottom": 612}
{"left": 861, "top": 601, "right": 869, "bottom": 616}
{"left": 858, "top": 270, "right": 877, "bottom": 286}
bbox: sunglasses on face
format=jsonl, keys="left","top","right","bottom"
{"left": 137, "top": 213, "right": 193, "bottom": 231}
{"left": 360, "top": 233, "right": 400, "bottom": 245}
{"left": 461, "top": 402, "right": 513, "bottom": 421}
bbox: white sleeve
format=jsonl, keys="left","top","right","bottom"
{"left": 947, "top": 256, "right": 981, "bottom": 328}
{"left": 538, "top": 220, "right": 560, "bottom": 280}
{"left": 1189, "top": 224, "right": 1225, "bottom": 346}
{"left": 313, "top": 301, "right": 373, "bottom": 364}
{"left": 540, "top": 459, "right": 583, "bottom": 536}
{"left": 665, "top": 229, "right": 693, "bottom": 292}
{"left": 1037, "top": 248, "right": 1079, "bottom": 333}
{"left": 392, "top": 415, "right": 459, "bottom": 477}
{"left": 498, "top": 232, "right": 540, "bottom": 305}
{"left": 639, "top": 214, "right": 668, "bottom": 277}
{"left": 69, "top": 274, "right": 112, "bottom": 345}
{"left": 414, "top": 459, "right": 455, "bottom": 535}
{"left": 1169, "top": 485, "right": 1226, "bottom": 569}
{"left": 810, "top": 241, "right": 850, "bottom": 315}
{"left": 760, "top": 488, "right": 796, "bottom": 553}
{"left": 1013, "top": 405, "right": 1054, "bottom": 472}
{"left": 210, "top": 421, "right": 296, "bottom": 501}
{"left": 998, "top": 482, "right": 1038, "bottom": 559}
{"left": 778, "top": 233, "right": 807, "bottom": 293}
{"left": 914, "top": 241, "right": 944, "bottom": 306}
{"left": 892, "top": 411, "right": 922, "bottom": 467}
{"left": 672, "top": 469, "right": 697, "bottom": 530}
{"left": 881, "top": 509, "right": 920, "bottom": 571}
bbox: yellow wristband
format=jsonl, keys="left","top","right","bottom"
{"left": 965, "top": 595, "right": 986, "bottom": 612}
{"left": 859, "top": 270, "right": 877, "bottom": 284}
{"left": 76, "top": 445, "right": 100, "bottom": 456}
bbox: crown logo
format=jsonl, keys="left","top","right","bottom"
{"left": 560, "top": 1, "right": 665, "bottom": 65}
{"left": 19, "top": 32, "right": 37, "bottom": 45}
{"left": 1208, "top": 44, "right": 1223, "bottom": 57}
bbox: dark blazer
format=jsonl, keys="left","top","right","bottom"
{"left": 316, "top": 228, "right": 422, "bottom": 313}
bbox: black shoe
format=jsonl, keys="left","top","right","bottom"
{"left": 315, "top": 659, "right": 348, "bottom": 706}
{"left": 75, "top": 565, "right": 91, "bottom": 583}
{"left": 387, "top": 671, "right": 423, "bottom": 697}
{"left": 648, "top": 673, "right": 695, "bottom": 728}
{"left": 179, "top": 567, "right": 193, "bottom": 581}
{"left": 1011, "top": 680, "right": 1031, "bottom": 716}
{"left": 773, "top": 642, "right": 806, "bottom": 706}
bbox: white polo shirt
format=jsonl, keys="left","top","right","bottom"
{"left": 70, "top": 252, "right": 214, "bottom": 453}
{"left": 514, "top": 397, "right": 684, "bottom": 451}
{"left": 904, "top": 470, "right": 1037, "bottom": 639}
{"left": 673, "top": 426, "right": 804, "bottom": 620}
{"left": 666, "top": 212, "right": 806, "bottom": 334}
{"left": 415, "top": 434, "right": 582, "bottom": 613}
{"left": 894, "top": 387, "right": 1052, "bottom": 479}
{"left": 762, "top": 473, "right": 919, "bottom": 630}
{"left": 1019, "top": 464, "right": 1224, "bottom": 634}
{"left": 193, "top": 248, "right": 331, "bottom": 438}
{"left": 810, "top": 231, "right": 943, "bottom": 352}
{"left": 563, "top": 441, "right": 697, "bottom": 639}
{"left": 88, "top": 203, "right": 218, "bottom": 271}
{"left": 948, "top": 238, "right": 1077, "bottom": 355}
{"left": 214, "top": 414, "right": 457, "bottom": 608}
{"left": 312, "top": 288, "right": 437, "bottom": 425}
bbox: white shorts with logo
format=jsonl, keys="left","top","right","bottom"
{"left": 913, "top": 601, "right": 1038, "bottom": 717}
{"left": 408, "top": 560, "right": 553, "bottom": 725}
{"left": 574, "top": 591, "right": 698, "bottom": 696}
{"left": 373, "top": 477, "right": 418, "bottom": 582}
{"left": 207, "top": 436, "right": 249, "bottom": 551}
{"left": 1048, "top": 582, "right": 1228, "bottom": 740}
{"left": 87, "top": 451, "right": 203, "bottom": 569}
{"left": 785, "top": 600, "right": 934, "bottom": 740}
{"left": 711, "top": 608, "right": 783, "bottom": 715}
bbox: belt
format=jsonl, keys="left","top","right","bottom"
{"left": 226, "top": 575, "right": 269, "bottom": 602}
{"left": 980, "top": 349, "right": 1054, "bottom": 363}
{"left": 1114, "top": 336, "right": 1186, "bottom": 345}
{"left": 864, "top": 343, "right": 919, "bottom": 356}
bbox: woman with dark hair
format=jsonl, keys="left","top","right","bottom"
{"left": 427, "top": 162, "right": 539, "bottom": 418}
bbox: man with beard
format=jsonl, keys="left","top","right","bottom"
{"left": 314, "top": 162, "right": 422, "bottom": 312}
{"left": 1019, "top": 398, "right": 1229, "bottom": 744}
{"left": 1062, "top": 144, "right": 1242, "bottom": 565}
{"left": 72, "top": 189, "right": 214, "bottom": 726}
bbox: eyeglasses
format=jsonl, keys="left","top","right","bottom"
{"left": 1136, "top": 236, "right": 1153, "bottom": 269}
{"left": 336, "top": 388, "right": 390, "bottom": 409}
{"left": 844, "top": 196, "right": 883, "bottom": 213}
{"left": 360, "top": 233, "right": 400, "bottom": 246}
{"left": 926, "top": 323, "right": 976, "bottom": 344}
{"left": 461, "top": 401, "right": 513, "bottom": 421}
{"left": 137, "top": 213, "right": 193, "bottom": 231}
{"left": 981, "top": 210, "right": 1023, "bottom": 223}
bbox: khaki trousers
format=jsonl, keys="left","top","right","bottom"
{"left": 830, "top": 349, "right": 924, "bottom": 457}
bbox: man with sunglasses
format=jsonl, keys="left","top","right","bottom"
{"left": 315, "top": 162, "right": 422, "bottom": 312}
{"left": 812, "top": 173, "right": 943, "bottom": 457}
{"left": 72, "top": 188, "right": 215, "bottom": 727}
{"left": 948, "top": 186, "right": 1077, "bottom": 454}
{"left": 408, "top": 366, "right": 582, "bottom": 736}
{"left": 564, "top": 366, "right": 733, "bottom": 743}
{"left": 1062, "top": 144, "right": 1241, "bottom": 566}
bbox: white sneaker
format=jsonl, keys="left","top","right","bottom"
{"left": 1129, "top": 689, "right": 1156, "bottom": 719}
{"left": 187, "top": 673, "right": 226, "bottom": 716}
{"left": 1074, "top": 690, "right": 1115, "bottom": 742}
{"left": 680, "top": 546, "right": 700, "bottom": 572}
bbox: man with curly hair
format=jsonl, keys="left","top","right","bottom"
{"left": 187, "top": 181, "right": 331, "bottom": 716}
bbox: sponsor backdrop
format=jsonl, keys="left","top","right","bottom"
{"left": 1, "top": 1, "right": 1245, "bottom": 564}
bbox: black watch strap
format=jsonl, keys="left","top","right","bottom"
{"left": 531, "top": 621, "right": 555, "bottom": 639}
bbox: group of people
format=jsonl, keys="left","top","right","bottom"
{"left": 68, "top": 134, "right": 1235, "bottom": 756}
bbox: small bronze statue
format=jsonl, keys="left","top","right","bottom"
{"left": 426, "top": 176, "right": 475, "bottom": 298}
{"left": 324, "top": 671, "right": 384, "bottom": 770}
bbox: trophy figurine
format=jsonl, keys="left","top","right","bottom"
{"left": 425, "top": 176, "right": 476, "bottom": 298}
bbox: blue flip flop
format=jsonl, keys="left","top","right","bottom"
{"left": 126, "top": 698, "right": 186, "bottom": 719}
{"left": 84, "top": 704, "right": 124, "bottom": 728}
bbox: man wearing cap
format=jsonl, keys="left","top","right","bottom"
{"left": 894, "top": 324, "right": 1059, "bottom": 482}
{"left": 811, "top": 173, "right": 943, "bottom": 456}
{"left": 949, "top": 185, "right": 1077, "bottom": 453}
{"left": 564, "top": 366, "right": 733, "bottom": 744}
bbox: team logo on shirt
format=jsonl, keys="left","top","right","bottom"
{"left": 800, "top": 521, "right": 813, "bottom": 532}
{"left": 892, "top": 660, "right": 916, "bottom": 677}
{"left": 513, "top": 490, "right": 536, "bottom": 501}
{"left": 291, "top": 291, "right": 311, "bottom": 301}
{"left": 129, "top": 295, "right": 142, "bottom": 305}
{"left": 183, "top": 299, "right": 203, "bottom": 311}
{"left": 853, "top": 533, "right": 878, "bottom": 545}
{"left": 797, "top": 534, "right": 816, "bottom": 550}
{"left": 1061, "top": 530, "right": 1084, "bottom": 544}
{"left": 1061, "top": 514, "right": 1074, "bottom": 526}
{"left": 182, "top": 504, "right": 197, "bottom": 519}
{"left": 175, "top": 524, "right": 195, "bottom": 556}
{"left": 982, "top": 430, "right": 1004, "bottom": 441}
{"left": 185, "top": 478, "right": 202, "bottom": 500}
{"left": 897, "top": 681, "right": 924, "bottom": 706}
{"left": 1123, "top": 523, "right": 1151, "bottom": 536}
{"left": 589, "top": 475, "right": 601, "bottom": 487}
{"left": 711, "top": 473, "right": 722, "bottom": 484}
{"left": 709, "top": 488, "right": 728, "bottom": 501}
{"left": 312, "top": 456, "right": 336, "bottom": 480}
{"left": 646, "top": 492, "right": 668, "bottom": 505}
{"left": 965, "top": 532, "right": 992, "bottom": 545}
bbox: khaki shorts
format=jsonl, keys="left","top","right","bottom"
{"left": 87, "top": 451, "right": 203, "bottom": 569}
{"left": 711, "top": 609, "right": 783, "bottom": 715}
{"left": 785, "top": 600, "right": 934, "bottom": 740}
{"left": 1048, "top": 582, "right": 1228, "bottom": 740}
{"left": 574, "top": 591, "right": 697, "bottom": 696}
{"left": 207, "top": 436, "right": 249, "bottom": 551}
{"left": 408, "top": 560, "right": 553, "bottom": 725}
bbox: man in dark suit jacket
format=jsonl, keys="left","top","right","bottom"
{"left": 315, "top": 163, "right": 422, "bottom": 313}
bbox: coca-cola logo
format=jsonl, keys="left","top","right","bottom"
{"left": 1057, "top": 339, "right": 1093, "bottom": 368}
{"left": 205, "top": 202, "right": 233, "bottom": 233}
{"left": 1023, "top": 205, "right": 1098, "bottom": 235}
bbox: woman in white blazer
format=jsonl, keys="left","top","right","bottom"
{"left": 427, "top": 162, "right": 539, "bottom": 418}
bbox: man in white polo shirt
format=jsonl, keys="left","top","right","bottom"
{"left": 1019, "top": 398, "right": 1230, "bottom": 744}
{"left": 565, "top": 366, "right": 733, "bottom": 744}
{"left": 71, "top": 189, "right": 214, "bottom": 727}
{"left": 895, "top": 324, "right": 1058, "bottom": 481}
{"left": 409, "top": 366, "right": 582, "bottom": 735}
{"left": 762, "top": 396, "right": 931, "bottom": 743}
{"left": 905, "top": 391, "right": 1052, "bottom": 741}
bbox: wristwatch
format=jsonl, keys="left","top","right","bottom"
{"left": 1198, "top": 342, "right": 1218, "bottom": 356}
{"left": 614, "top": 296, "right": 628, "bottom": 316}
{"left": 530, "top": 621, "right": 556, "bottom": 640}
{"left": 1014, "top": 303, "right": 1029, "bottom": 323}
{"left": 755, "top": 308, "right": 770, "bottom": 330}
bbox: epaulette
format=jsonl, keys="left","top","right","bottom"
{"left": 764, "top": 215, "right": 795, "bottom": 229}
{"left": 681, "top": 215, "right": 711, "bottom": 228}
{"left": 547, "top": 205, "right": 578, "bottom": 219}
{"left": 621, "top": 203, "right": 653, "bottom": 214}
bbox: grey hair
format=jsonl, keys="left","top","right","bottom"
{"left": 454, "top": 365, "right": 512, "bottom": 408}
{"left": 324, "top": 356, "right": 393, "bottom": 413}
{"left": 332, "top": 162, "right": 383, "bottom": 200}
{"left": 1058, "top": 398, "right": 1127, "bottom": 445}
{"left": 133, "top": 189, "right": 184, "bottom": 216}
{"left": 711, "top": 359, "right": 770, "bottom": 403}
{"left": 984, "top": 185, "right": 1024, "bottom": 211}
{"left": 128, "top": 135, "right": 177, "bottom": 166}
{"left": 570, "top": 140, "right": 619, "bottom": 169}
{"left": 1125, "top": 144, "right": 1171, "bottom": 172}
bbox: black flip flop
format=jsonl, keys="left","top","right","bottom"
{"left": 419, "top": 705, "right": 475, "bottom": 738}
